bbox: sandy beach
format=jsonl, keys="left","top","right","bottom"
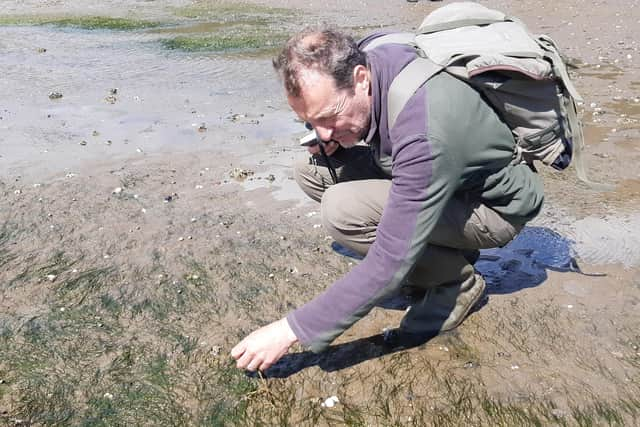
{"left": 1, "top": 0, "right": 639, "bottom": 424}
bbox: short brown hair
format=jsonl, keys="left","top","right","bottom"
{"left": 273, "top": 28, "right": 367, "bottom": 97}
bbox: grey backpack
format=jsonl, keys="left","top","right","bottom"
{"left": 365, "top": 2, "right": 611, "bottom": 190}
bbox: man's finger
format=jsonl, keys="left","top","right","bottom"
{"left": 230, "top": 341, "right": 245, "bottom": 359}
{"left": 236, "top": 351, "right": 255, "bottom": 369}
{"left": 246, "top": 357, "right": 264, "bottom": 372}
{"left": 258, "top": 360, "right": 273, "bottom": 372}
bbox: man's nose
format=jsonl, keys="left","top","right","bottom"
{"left": 315, "top": 126, "right": 333, "bottom": 142}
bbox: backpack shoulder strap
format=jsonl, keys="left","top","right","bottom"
{"left": 388, "top": 56, "right": 443, "bottom": 129}
{"left": 537, "top": 36, "right": 614, "bottom": 190}
{"left": 360, "top": 33, "right": 443, "bottom": 129}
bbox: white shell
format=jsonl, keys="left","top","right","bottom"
{"left": 321, "top": 396, "right": 339, "bottom": 408}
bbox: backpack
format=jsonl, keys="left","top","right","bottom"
{"left": 364, "top": 2, "right": 612, "bottom": 190}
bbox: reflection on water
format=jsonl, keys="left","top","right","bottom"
{"left": 477, "top": 226, "right": 576, "bottom": 294}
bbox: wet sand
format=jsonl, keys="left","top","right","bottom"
{"left": 1, "top": 0, "right": 639, "bottom": 425}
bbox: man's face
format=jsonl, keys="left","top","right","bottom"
{"left": 287, "top": 66, "right": 371, "bottom": 148}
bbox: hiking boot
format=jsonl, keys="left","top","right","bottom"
{"left": 399, "top": 273, "right": 486, "bottom": 336}
{"left": 382, "top": 327, "right": 437, "bottom": 350}
{"left": 463, "top": 249, "right": 480, "bottom": 265}
{"left": 399, "top": 283, "right": 427, "bottom": 302}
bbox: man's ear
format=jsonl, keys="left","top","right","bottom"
{"left": 353, "top": 65, "right": 370, "bottom": 93}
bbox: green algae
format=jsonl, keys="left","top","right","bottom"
{"left": 0, "top": 15, "right": 159, "bottom": 30}
{"left": 162, "top": 1, "right": 296, "bottom": 53}
{"left": 161, "top": 32, "right": 287, "bottom": 52}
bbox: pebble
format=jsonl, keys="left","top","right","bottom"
{"left": 321, "top": 396, "right": 339, "bottom": 408}
{"left": 229, "top": 168, "right": 254, "bottom": 180}
{"left": 48, "top": 91, "right": 63, "bottom": 100}
{"left": 211, "top": 345, "right": 221, "bottom": 356}
{"left": 511, "top": 364, "right": 520, "bottom": 370}
{"left": 268, "top": 273, "right": 275, "bottom": 279}
{"left": 103, "top": 392, "right": 114, "bottom": 400}
{"left": 79, "top": 140, "right": 87, "bottom": 146}
{"left": 14, "top": 189, "right": 21, "bottom": 195}
{"left": 46, "top": 274, "right": 57, "bottom": 282}
{"left": 112, "top": 187, "right": 123, "bottom": 194}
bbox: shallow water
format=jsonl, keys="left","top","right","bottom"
{"left": 0, "top": 24, "right": 300, "bottom": 181}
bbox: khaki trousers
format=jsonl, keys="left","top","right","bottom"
{"left": 294, "top": 147, "right": 522, "bottom": 334}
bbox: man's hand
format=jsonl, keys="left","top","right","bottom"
{"left": 308, "top": 140, "right": 339, "bottom": 156}
{"left": 231, "top": 318, "right": 298, "bottom": 372}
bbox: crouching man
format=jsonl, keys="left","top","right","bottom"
{"left": 231, "top": 29, "right": 543, "bottom": 372}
